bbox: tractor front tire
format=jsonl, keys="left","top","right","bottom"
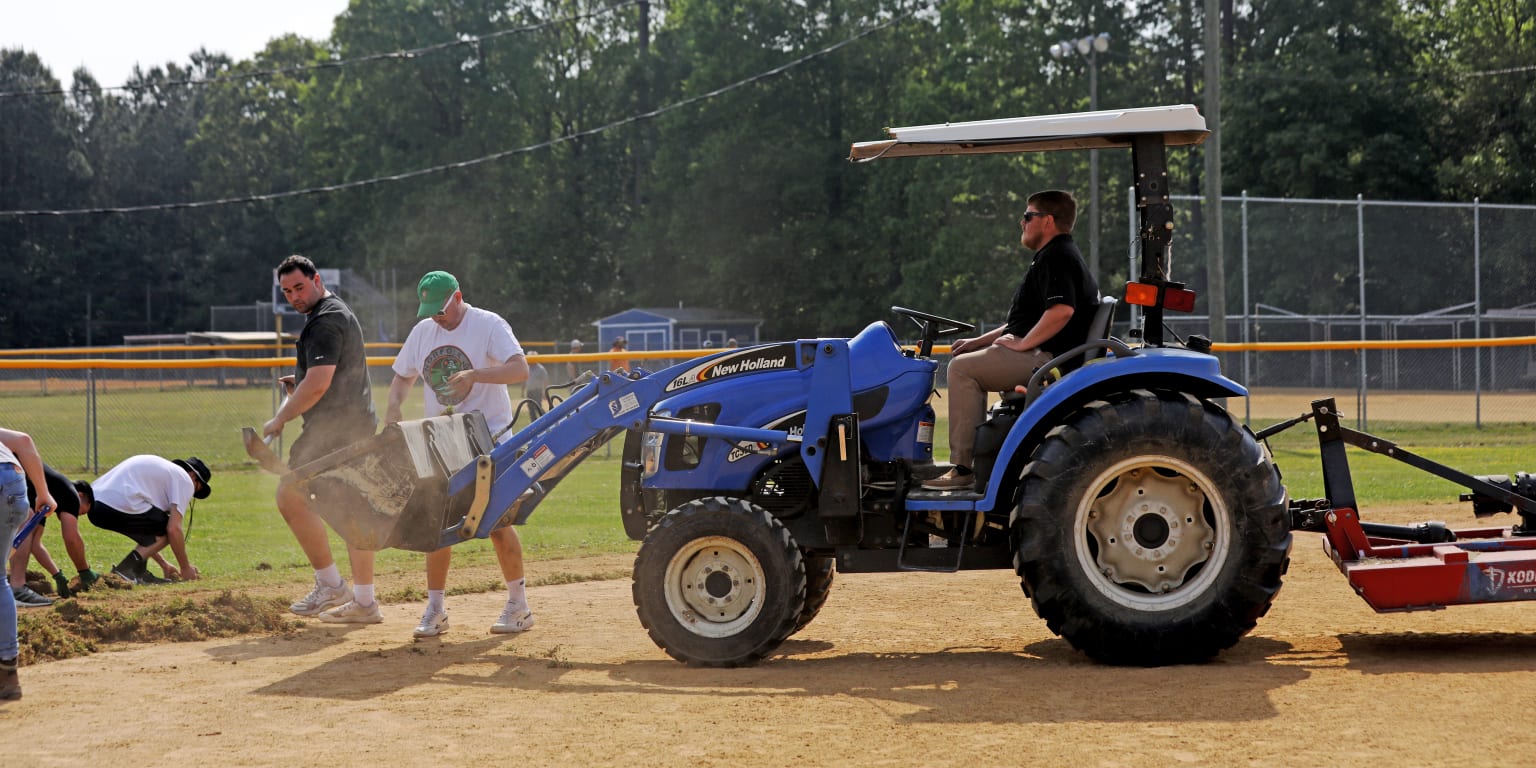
{"left": 792, "top": 555, "right": 836, "bottom": 635}
{"left": 1012, "top": 390, "right": 1291, "bottom": 665}
{"left": 633, "top": 496, "right": 806, "bottom": 667}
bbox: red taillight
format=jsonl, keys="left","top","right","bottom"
{"left": 1163, "top": 286, "right": 1197, "bottom": 312}
{"left": 1124, "top": 282, "right": 1197, "bottom": 313}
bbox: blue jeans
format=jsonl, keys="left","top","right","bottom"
{"left": 0, "top": 463, "right": 27, "bottom": 660}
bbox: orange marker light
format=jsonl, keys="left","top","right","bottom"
{"left": 1124, "top": 282, "right": 1198, "bottom": 313}
{"left": 1125, "top": 282, "right": 1159, "bottom": 307}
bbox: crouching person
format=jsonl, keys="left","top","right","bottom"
{"left": 80, "top": 456, "right": 211, "bottom": 585}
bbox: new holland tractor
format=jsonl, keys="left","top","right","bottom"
{"left": 291, "top": 105, "right": 1294, "bottom": 667}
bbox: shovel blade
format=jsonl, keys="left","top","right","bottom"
{"left": 241, "top": 427, "right": 289, "bottom": 475}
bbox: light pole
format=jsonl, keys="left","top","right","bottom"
{"left": 1050, "top": 32, "right": 1110, "bottom": 280}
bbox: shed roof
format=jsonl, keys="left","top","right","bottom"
{"left": 595, "top": 307, "right": 762, "bottom": 324}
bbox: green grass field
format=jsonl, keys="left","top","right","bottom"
{"left": 12, "top": 385, "right": 1536, "bottom": 594}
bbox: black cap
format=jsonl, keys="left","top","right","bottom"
{"left": 173, "top": 457, "right": 213, "bottom": 499}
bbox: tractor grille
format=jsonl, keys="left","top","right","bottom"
{"left": 753, "top": 458, "right": 814, "bottom": 518}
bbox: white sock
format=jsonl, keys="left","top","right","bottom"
{"left": 317, "top": 564, "right": 342, "bottom": 589}
{"left": 427, "top": 589, "right": 446, "bottom": 613}
{"left": 506, "top": 578, "right": 528, "bottom": 614}
{"left": 353, "top": 583, "right": 375, "bottom": 606}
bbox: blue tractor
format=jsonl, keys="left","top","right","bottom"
{"left": 293, "top": 105, "right": 1291, "bottom": 667}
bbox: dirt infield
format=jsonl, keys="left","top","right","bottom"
{"left": 1244, "top": 387, "right": 1536, "bottom": 424}
{"left": 7, "top": 508, "right": 1536, "bottom": 767}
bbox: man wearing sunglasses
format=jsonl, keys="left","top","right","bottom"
{"left": 385, "top": 270, "right": 536, "bottom": 638}
{"left": 924, "top": 190, "right": 1100, "bottom": 491}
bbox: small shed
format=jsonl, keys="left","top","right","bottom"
{"left": 593, "top": 307, "right": 763, "bottom": 351}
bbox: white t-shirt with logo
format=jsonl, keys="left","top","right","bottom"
{"left": 93, "top": 455, "right": 194, "bottom": 516}
{"left": 393, "top": 304, "right": 524, "bottom": 439}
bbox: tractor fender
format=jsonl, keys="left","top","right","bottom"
{"left": 976, "top": 348, "right": 1246, "bottom": 512}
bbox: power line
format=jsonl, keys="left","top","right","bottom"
{"left": 1464, "top": 62, "right": 1536, "bottom": 78}
{"left": 0, "top": 1, "right": 639, "bottom": 100}
{"left": 0, "top": 3, "right": 936, "bottom": 218}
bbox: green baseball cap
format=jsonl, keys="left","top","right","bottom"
{"left": 416, "top": 271, "right": 459, "bottom": 317}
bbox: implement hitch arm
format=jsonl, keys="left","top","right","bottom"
{"left": 1275, "top": 398, "right": 1536, "bottom": 537}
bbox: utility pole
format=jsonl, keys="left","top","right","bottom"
{"left": 1203, "top": 0, "right": 1226, "bottom": 343}
{"left": 633, "top": 0, "right": 651, "bottom": 209}
{"left": 1049, "top": 32, "right": 1110, "bottom": 280}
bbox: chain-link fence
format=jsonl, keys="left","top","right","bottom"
{"left": 0, "top": 346, "right": 686, "bottom": 475}
{"left": 0, "top": 360, "right": 291, "bottom": 474}
{"left": 1116, "top": 193, "right": 1536, "bottom": 428}
{"left": 11, "top": 191, "right": 1536, "bottom": 472}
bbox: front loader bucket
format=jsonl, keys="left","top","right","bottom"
{"left": 287, "top": 412, "right": 494, "bottom": 552}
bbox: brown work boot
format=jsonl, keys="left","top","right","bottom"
{"left": 0, "top": 657, "right": 20, "bottom": 701}
{"left": 921, "top": 467, "right": 976, "bottom": 491}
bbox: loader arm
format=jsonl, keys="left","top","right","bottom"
{"left": 438, "top": 340, "right": 861, "bottom": 549}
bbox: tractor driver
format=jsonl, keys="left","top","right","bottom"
{"left": 924, "top": 190, "right": 1101, "bottom": 491}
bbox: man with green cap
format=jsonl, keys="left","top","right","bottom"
{"left": 386, "top": 270, "right": 536, "bottom": 638}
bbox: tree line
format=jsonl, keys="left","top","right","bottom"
{"left": 1, "top": 0, "right": 1531, "bottom": 349}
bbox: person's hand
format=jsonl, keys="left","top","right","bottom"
{"left": 162, "top": 564, "right": 181, "bottom": 580}
{"left": 278, "top": 375, "right": 296, "bottom": 395}
{"left": 181, "top": 565, "right": 201, "bottom": 581}
{"left": 950, "top": 337, "right": 977, "bottom": 355}
{"left": 446, "top": 369, "right": 477, "bottom": 400}
{"left": 261, "top": 416, "right": 284, "bottom": 441}
{"left": 383, "top": 406, "right": 403, "bottom": 427}
{"left": 994, "top": 334, "right": 1027, "bottom": 352}
{"left": 33, "top": 490, "right": 57, "bottom": 516}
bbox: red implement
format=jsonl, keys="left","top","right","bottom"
{"left": 1324, "top": 507, "right": 1536, "bottom": 611}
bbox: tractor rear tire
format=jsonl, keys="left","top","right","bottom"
{"left": 633, "top": 496, "right": 806, "bottom": 667}
{"left": 1012, "top": 390, "right": 1291, "bottom": 666}
{"left": 792, "top": 555, "right": 836, "bottom": 635}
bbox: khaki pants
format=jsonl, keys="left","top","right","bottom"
{"left": 945, "top": 344, "right": 1052, "bottom": 468}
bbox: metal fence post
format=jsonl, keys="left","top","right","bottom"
{"left": 88, "top": 369, "right": 98, "bottom": 474}
{"left": 1357, "top": 193, "right": 1368, "bottom": 430}
{"left": 1242, "top": 190, "right": 1250, "bottom": 426}
{"left": 1474, "top": 196, "right": 1482, "bottom": 428}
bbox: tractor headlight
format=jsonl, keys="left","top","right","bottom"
{"left": 641, "top": 411, "right": 668, "bottom": 479}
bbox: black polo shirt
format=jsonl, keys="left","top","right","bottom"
{"left": 296, "top": 293, "right": 377, "bottom": 435}
{"left": 1004, "top": 233, "right": 1100, "bottom": 357}
{"left": 26, "top": 464, "right": 80, "bottom": 516}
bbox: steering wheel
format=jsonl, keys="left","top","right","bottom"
{"left": 890, "top": 307, "right": 976, "bottom": 358}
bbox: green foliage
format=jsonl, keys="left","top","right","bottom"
{"left": 1, "top": 0, "right": 1533, "bottom": 349}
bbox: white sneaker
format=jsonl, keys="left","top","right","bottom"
{"left": 318, "top": 599, "right": 383, "bottom": 624}
{"left": 290, "top": 579, "right": 351, "bottom": 616}
{"left": 491, "top": 606, "right": 535, "bottom": 634}
{"left": 413, "top": 607, "right": 450, "bottom": 638}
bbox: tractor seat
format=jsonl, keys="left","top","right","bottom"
{"left": 998, "top": 296, "right": 1118, "bottom": 405}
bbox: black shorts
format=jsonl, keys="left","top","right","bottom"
{"left": 88, "top": 502, "right": 169, "bottom": 547}
{"left": 290, "top": 423, "right": 375, "bottom": 468}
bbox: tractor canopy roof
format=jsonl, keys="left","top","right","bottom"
{"left": 848, "top": 104, "right": 1207, "bottom": 162}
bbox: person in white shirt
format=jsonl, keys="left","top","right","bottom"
{"left": 385, "top": 270, "right": 535, "bottom": 639}
{"left": 81, "top": 455, "right": 211, "bottom": 586}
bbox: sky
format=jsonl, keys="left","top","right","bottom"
{"left": 2, "top": 1, "right": 352, "bottom": 88}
